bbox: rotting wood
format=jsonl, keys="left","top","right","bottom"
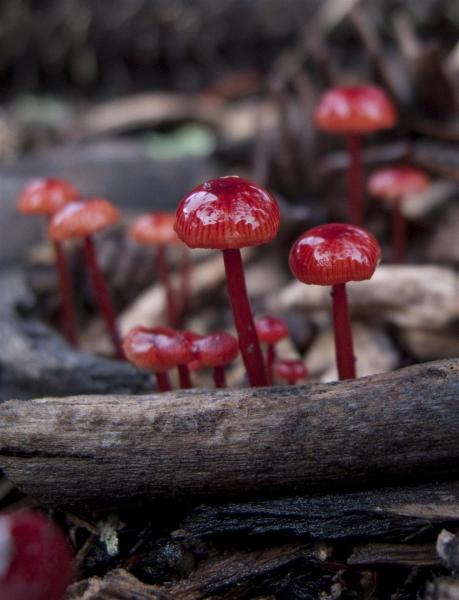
{"left": 0, "top": 359, "right": 457, "bottom": 508}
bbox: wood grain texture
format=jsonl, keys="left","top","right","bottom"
{"left": 0, "top": 359, "right": 457, "bottom": 508}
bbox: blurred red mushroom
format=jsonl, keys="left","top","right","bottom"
{"left": 273, "top": 359, "right": 308, "bottom": 385}
{"left": 175, "top": 175, "right": 280, "bottom": 387}
{"left": 49, "top": 198, "right": 123, "bottom": 359}
{"left": 368, "top": 166, "right": 429, "bottom": 263}
{"left": 315, "top": 85, "right": 396, "bottom": 226}
{"left": 256, "top": 316, "right": 288, "bottom": 384}
{"left": 17, "top": 178, "right": 80, "bottom": 346}
{"left": 192, "top": 332, "right": 239, "bottom": 388}
{"left": 289, "top": 223, "right": 380, "bottom": 380}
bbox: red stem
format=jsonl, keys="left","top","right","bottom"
{"left": 180, "top": 246, "right": 192, "bottom": 324}
{"left": 178, "top": 364, "right": 192, "bottom": 389}
{"left": 155, "top": 371, "right": 171, "bottom": 392}
{"left": 157, "top": 245, "right": 177, "bottom": 327}
{"left": 222, "top": 249, "right": 268, "bottom": 387}
{"left": 83, "top": 236, "right": 124, "bottom": 360}
{"left": 347, "top": 133, "right": 363, "bottom": 226}
{"left": 266, "top": 344, "right": 275, "bottom": 385}
{"left": 52, "top": 239, "right": 78, "bottom": 347}
{"left": 213, "top": 365, "right": 226, "bottom": 388}
{"left": 331, "top": 283, "right": 356, "bottom": 380}
{"left": 392, "top": 198, "right": 406, "bottom": 264}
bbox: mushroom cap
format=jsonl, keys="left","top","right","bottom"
{"left": 192, "top": 332, "right": 239, "bottom": 367}
{"left": 129, "top": 212, "right": 181, "bottom": 246}
{"left": 174, "top": 175, "right": 280, "bottom": 249}
{"left": 256, "top": 316, "right": 288, "bottom": 344}
{"left": 49, "top": 198, "right": 120, "bottom": 240}
{"left": 274, "top": 359, "right": 308, "bottom": 383}
{"left": 17, "top": 178, "right": 79, "bottom": 216}
{"left": 368, "top": 166, "right": 429, "bottom": 201}
{"left": 314, "top": 85, "right": 396, "bottom": 134}
{"left": 0, "top": 511, "right": 73, "bottom": 600}
{"left": 289, "top": 223, "right": 380, "bottom": 286}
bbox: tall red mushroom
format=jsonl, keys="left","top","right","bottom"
{"left": 192, "top": 332, "right": 239, "bottom": 388}
{"left": 49, "top": 198, "right": 123, "bottom": 359}
{"left": 17, "top": 178, "right": 80, "bottom": 346}
{"left": 255, "top": 316, "right": 288, "bottom": 385}
{"left": 368, "top": 166, "right": 429, "bottom": 263}
{"left": 289, "top": 223, "right": 380, "bottom": 380}
{"left": 175, "top": 175, "right": 280, "bottom": 387}
{"left": 315, "top": 85, "right": 396, "bottom": 226}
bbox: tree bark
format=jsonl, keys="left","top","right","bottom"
{"left": 0, "top": 359, "right": 457, "bottom": 508}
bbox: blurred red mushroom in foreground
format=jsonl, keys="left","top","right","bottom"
{"left": 175, "top": 175, "right": 280, "bottom": 387}
{"left": 315, "top": 85, "right": 396, "bottom": 226}
{"left": 368, "top": 166, "right": 429, "bottom": 263}
{"left": 49, "top": 198, "right": 123, "bottom": 359}
{"left": 273, "top": 358, "right": 308, "bottom": 385}
{"left": 17, "top": 178, "right": 80, "bottom": 346}
{"left": 256, "top": 316, "right": 288, "bottom": 384}
{"left": 192, "top": 332, "right": 239, "bottom": 388}
{"left": 289, "top": 223, "right": 380, "bottom": 381}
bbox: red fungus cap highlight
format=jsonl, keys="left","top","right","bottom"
{"left": 314, "top": 85, "right": 396, "bottom": 134}
{"left": 129, "top": 213, "right": 181, "bottom": 246}
{"left": 192, "top": 332, "right": 239, "bottom": 367}
{"left": 289, "top": 223, "right": 380, "bottom": 286}
{"left": 368, "top": 166, "right": 429, "bottom": 202}
{"left": 17, "top": 178, "right": 79, "bottom": 216}
{"left": 49, "top": 199, "right": 120, "bottom": 241}
{"left": 274, "top": 359, "right": 308, "bottom": 383}
{"left": 174, "top": 176, "right": 280, "bottom": 249}
{"left": 0, "top": 511, "right": 73, "bottom": 600}
{"left": 256, "top": 316, "right": 288, "bottom": 344}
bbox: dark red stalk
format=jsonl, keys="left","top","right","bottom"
{"left": 222, "top": 249, "right": 268, "bottom": 387}
{"left": 83, "top": 236, "right": 124, "bottom": 359}
{"left": 156, "top": 245, "right": 177, "bottom": 327}
{"left": 178, "top": 364, "right": 192, "bottom": 389}
{"left": 331, "top": 283, "right": 356, "bottom": 380}
{"left": 156, "top": 372, "right": 171, "bottom": 392}
{"left": 392, "top": 198, "right": 405, "bottom": 264}
{"left": 52, "top": 239, "right": 78, "bottom": 347}
{"left": 213, "top": 365, "right": 226, "bottom": 388}
{"left": 347, "top": 133, "right": 363, "bottom": 226}
{"left": 180, "top": 246, "right": 192, "bottom": 323}
{"left": 266, "top": 344, "right": 275, "bottom": 385}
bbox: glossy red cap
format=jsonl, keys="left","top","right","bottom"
{"left": 368, "top": 166, "right": 429, "bottom": 201}
{"left": 174, "top": 176, "right": 280, "bottom": 249}
{"left": 274, "top": 359, "right": 308, "bottom": 384}
{"left": 17, "top": 178, "right": 79, "bottom": 216}
{"left": 49, "top": 199, "right": 120, "bottom": 240}
{"left": 256, "top": 316, "right": 288, "bottom": 344}
{"left": 129, "top": 213, "right": 181, "bottom": 246}
{"left": 289, "top": 223, "right": 380, "bottom": 286}
{"left": 314, "top": 85, "right": 396, "bottom": 134}
{"left": 0, "top": 511, "right": 73, "bottom": 600}
{"left": 192, "top": 332, "right": 239, "bottom": 367}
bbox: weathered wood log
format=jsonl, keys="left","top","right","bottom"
{"left": 0, "top": 359, "right": 457, "bottom": 508}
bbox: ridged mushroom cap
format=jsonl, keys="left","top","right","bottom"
{"left": 49, "top": 198, "right": 120, "bottom": 240}
{"left": 256, "top": 316, "right": 288, "bottom": 344}
{"left": 274, "top": 359, "right": 308, "bottom": 383}
{"left": 368, "top": 166, "right": 429, "bottom": 201}
{"left": 129, "top": 212, "right": 181, "bottom": 246}
{"left": 192, "top": 332, "right": 239, "bottom": 367}
{"left": 17, "top": 178, "right": 79, "bottom": 216}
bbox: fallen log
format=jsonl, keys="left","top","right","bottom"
{"left": 0, "top": 359, "right": 457, "bottom": 508}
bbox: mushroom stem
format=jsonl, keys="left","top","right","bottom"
{"left": 52, "top": 239, "right": 78, "bottom": 347}
{"left": 347, "top": 133, "right": 363, "bottom": 226}
{"left": 331, "top": 283, "right": 356, "bottom": 380}
{"left": 178, "top": 364, "right": 192, "bottom": 389}
{"left": 180, "top": 246, "right": 192, "bottom": 323}
{"left": 222, "top": 249, "right": 268, "bottom": 387}
{"left": 83, "top": 236, "right": 124, "bottom": 360}
{"left": 392, "top": 198, "right": 405, "bottom": 264}
{"left": 266, "top": 344, "right": 275, "bottom": 385}
{"left": 213, "top": 365, "right": 226, "bottom": 388}
{"left": 157, "top": 245, "right": 177, "bottom": 327}
{"left": 155, "top": 372, "right": 171, "bottom": 392}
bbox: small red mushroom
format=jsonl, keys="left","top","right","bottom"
{"left": 256, "top": 316, "right": 288, "bottom": 385}
{"left": 0, "top": 511, "right": 73, "bottom": 600}
{"left": 17, "top": 178, "right": 80, "bottom": 346}
{"left": 368, "top": 166, "right": 429, "bottom": 263}
{"left": 173, "top": 330, "right": 202, "bottom": 389}
{"left": 175, "top": 176, "right": 280, "bottom": 387}
{"left": 192, "top": 332, "right": 239, "bottom": 388}
{"left": 289, "top": 223, "right": 380, "bottom": 380}
{"left": 49, "top": 198, "right": 123, "bottom": 359}
{"left": 273, "top": 359, "right": 308, "bottom": 385}
{"left": 315, "top": 85, "right": 396, "bottom": 226}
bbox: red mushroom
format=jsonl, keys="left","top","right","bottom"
{"left": 368, "top": 166, "right": 429, "bottom": 263}
{"left": 173, "top": 329, "right": 202, "bottom": 389}
{"left": 0, "top": 511, "right": 73, "bottom": 600}
{"left": 289, "top": 223, "right": 380, "bottom": 380}
{"left": 315, "top": 85, "right": 396, "bottom": 226}
{"left": 192, "top": 332, "right": 239, "bottom": 388}
{"left": 49, "top": 198, "right": 123, "bottom": 359}
{"left": 17, "top": 178, "right": 80, "bottom": 346}
{"left": 273, "top": 359, "right": 308, "bottom": 385}
{"left": 255, "top": 316, "right": 288, "bottom": 384}
{"left": 175, "top": 175, "right": 280, "bottom": 387}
